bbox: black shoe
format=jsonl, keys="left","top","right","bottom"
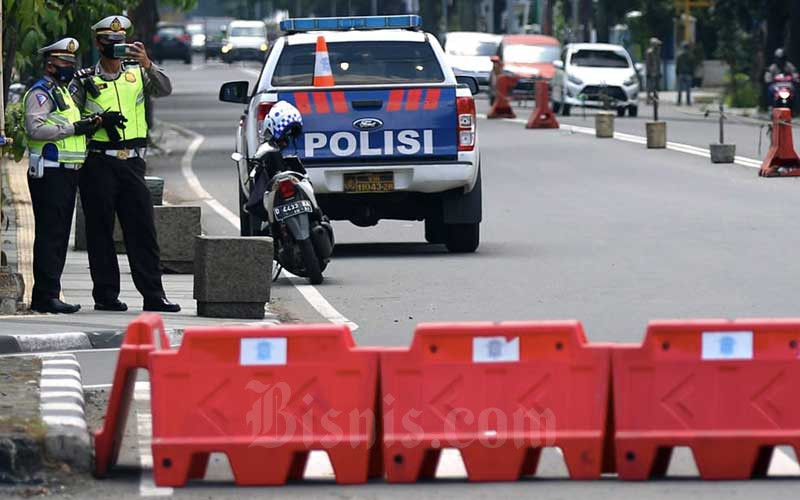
{"left": 30, "top": 299, "right": 81, "bottom": 314}
{"left": 94, "top": 299, "right": 128, "bottom": 312}
{"left": 143, "top": 297, "right": 181, "bottom": 313}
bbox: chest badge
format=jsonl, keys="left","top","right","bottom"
{"left": 125, "top": 71, "right": 136, "bottom": 83}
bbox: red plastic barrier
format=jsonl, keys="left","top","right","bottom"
{"left": 488, "top": 74, "right": 519, "bottom": 119}
{"left": 759, "top": 108, "right": 800, "bottom": 177}
{"left": 526, "top": 79, "right": 559, "bottom": 129}
{"left": 613, "top": 319, "right": 800, "bottom": 480}
{"left": 148, "top": 323, "right": 380, "bottom": 486}
{"left": 381, "top": 321, "right": 612, "bottom": 482}
{"left": 95, "top": 313, "right": 169, "bottom": 476}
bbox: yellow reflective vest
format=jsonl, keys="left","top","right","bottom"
{"left": 83, "top": 65, "right": 147, "bottom": 143}
{"left": 24, "top": 82, "right": 86, "bottom": 164}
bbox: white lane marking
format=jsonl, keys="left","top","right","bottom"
{"left": 239, "top": 67, "right": 262, "bottom": 79}
{"left": 477, "top": 113, "right": 764, "bottom": 170}
{"left": 135, "top": 382, "right": 172, "bottom": 496}
{"left": 42, "top": 402, "right": 85, "bottom": 414}
{"left": 83, "top": 383, "right": 113, "bottom": 390}
{"left": 164, "top": 120, "right": 359, "bottom": 332}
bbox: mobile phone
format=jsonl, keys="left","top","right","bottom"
{"left": 113, "top": 43, "right": 134, "bottom": 58}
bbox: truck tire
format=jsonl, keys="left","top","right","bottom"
{"left": 444, "top": 223, "right": 480, "bottom": 253}
{"left": 300, "top": 238, "right": 323, "bottom": 284}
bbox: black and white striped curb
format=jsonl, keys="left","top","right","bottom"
{"left": 38, "top": 354, "right": 91, "bottom": 471}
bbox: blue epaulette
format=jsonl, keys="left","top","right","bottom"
{"left": 30, "top": 78, "right": 55, "bottom": 94}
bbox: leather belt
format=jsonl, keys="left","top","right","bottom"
{"left": 90, "top": 148, "right": 141, "bottom": 160}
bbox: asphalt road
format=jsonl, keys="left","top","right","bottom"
{"left": 58, "top": 57, "right": 800, "bottom": 496}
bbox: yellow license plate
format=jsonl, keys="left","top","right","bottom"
{"left": 343, "top": 172, "right": 394, "bottom": 193}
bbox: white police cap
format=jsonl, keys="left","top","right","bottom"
{"left": 38, "top": 37, "right": 79, "bottom": 62}
{"left": 92, "top": 15, "right": 131, "bottom": 40}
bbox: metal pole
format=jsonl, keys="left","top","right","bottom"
{"left": 0, "top": 0, "right": 6, "bottom": 264}
{"left": 719, "top": 101, "right": 724, "bottom": 144}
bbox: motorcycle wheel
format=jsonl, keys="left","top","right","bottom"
{"left": 300, "top": 238, "right": 323, "bottom": 285}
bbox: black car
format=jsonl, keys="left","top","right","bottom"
{"left": 151, "top": 24, "right": 192, "bottom": 64}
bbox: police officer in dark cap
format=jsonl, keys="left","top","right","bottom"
{"left": 24, "top": 38, "right": 101, "bottom": 313}
{"left": 71, "top": 15, "right": 180, "bottom": 312}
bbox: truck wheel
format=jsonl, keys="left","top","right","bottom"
{"left": 424, "top": 217, "right": 445, "bottom": 244}
{"left": 444, "top": 223, "right": 480, "bottom": 253}
{"left": 239, "top": 187, "right": 251, "bottom": 237}
{"left": 628, "top": 105, "right": 638, "bottom": 117}
{"left": 300, "top": 238, "right": 324, "bottom": 285}
{"left": 616, "top": 107, "right": 626, "bottom": 117}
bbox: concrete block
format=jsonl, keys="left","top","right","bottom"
{"left": 75, "top": 177, "right": 164, "bottom": 252}
{"left": 595, "top": 111, "right": 615, "bottom": 138}
{"left": 155, "top": 205, "right": 202, "bottom": 274}
{"left": 194, "top": 235, "right": 273, "bottom": 319}
{"left": 646, "top": 121, "right": 667, "bottom": 149}
{"left": 709, "top": 143, "right": 736, "bottom": 164}
{"left": 0, "top": 267, "right": 24, "bottom": 315}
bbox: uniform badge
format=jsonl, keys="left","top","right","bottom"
{"left": 67, "top": 40, "right": 77, "bottom": 52}
{"left": 36, "top": 94, "right": 48, "bottom": 106}
{"left": 111, "top": 18, "right": 122, "bottom": 31}
{"left": 125, "top": 71, "right": 136, "bottom": 83}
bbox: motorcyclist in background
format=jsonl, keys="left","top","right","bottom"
{"left": 765, "top": 48, "right": 799, "bottom": 107}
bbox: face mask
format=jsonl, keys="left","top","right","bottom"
{"left": 52, "top": 65, "right": 75, "bottom": 83}
{"left": 100, "top": 42, "right": 117, "bottom": 59}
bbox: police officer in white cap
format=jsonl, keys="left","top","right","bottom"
{"left": 72, "top": 15, "right": 180, "bottom": 313}
{"left": 24, "top": 38, "right": 101, "bottom": 314}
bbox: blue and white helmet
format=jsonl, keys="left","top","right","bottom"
{"left": 265, "top": 101, "right": 303, "bottom": 143}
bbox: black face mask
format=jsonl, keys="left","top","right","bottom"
{"left": 99, "top": 41, "right": 117, "bottom": 59}
{"left": 51, "top": 65, "right": 75, "bottom": 83}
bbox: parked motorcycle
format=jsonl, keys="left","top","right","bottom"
{"left": 245, "top": 102, "right": 334, "bottom": 285}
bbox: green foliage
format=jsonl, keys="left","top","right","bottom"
{"left": 2, "top": 103, "right": 28, "bottom": 162}
{"left": 725, "top": 73, "right": 759, "bottom": 108}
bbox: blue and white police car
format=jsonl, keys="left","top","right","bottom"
{"left": 220, "top": 15, "right": 482, "bottom": 253}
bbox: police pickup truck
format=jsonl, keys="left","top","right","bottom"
{"left": 219, "top": 15, "right": 482, "bottom": 253}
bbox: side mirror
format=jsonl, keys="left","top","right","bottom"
{"left": 219, "top": 81, "right": 249, "bottom": 104}
{"left": 553, "top": 60, "right": 564, "bottom": 70}
{"left": 634, "top": 62, "right": 645, "bottom": 74}
{"left": 455, "top": 75, "right": 480, "bottom": 95}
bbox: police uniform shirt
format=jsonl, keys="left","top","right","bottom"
{"left": 24, "top": 75, "right": 77, "bottom": 140}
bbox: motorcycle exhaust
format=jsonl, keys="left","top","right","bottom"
{"left": 311, "top": 222, "right": 334, "bottom": 260}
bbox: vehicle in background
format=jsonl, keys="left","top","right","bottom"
{"left": 220, "top": 15, "right": 483, "bottom": 253}
{"left": 489, "top": 34, "right": 560, "bottom": 103}
{"left": 186, "top": 22, "right": 206, "bottom": 52}
{"left": 443, "top": 31, "right": 500, "bottom": 86}
{"left": 221, "top": 20, "right": 269, "bottom": 63}
{"left": 551, "top": 43, "right": 640, "bottom": 117}
{"left": 151, "top": 23, "right": 192, "bottom": 64}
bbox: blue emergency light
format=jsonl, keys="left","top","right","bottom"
{"left": 280, "top": 15, "right": 421, "bottom": 32}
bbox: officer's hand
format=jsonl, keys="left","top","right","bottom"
{"left": 75, "top": 67, "right": 94, "bottom": 81}
{"left": 128, "top": 42, "right": 152, "bottom": 70}
{"left": 99, "top": 111, "right": 127, "bottom": 130}
{"left": 73, "top": 117, "right": 100, "bottom": 136}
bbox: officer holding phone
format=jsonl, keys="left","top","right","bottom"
{"left": 23, "top": 38, "right": 101, "bottom": 314}
{"left": 72, "top": 15, "right": 180, "bottom": 313}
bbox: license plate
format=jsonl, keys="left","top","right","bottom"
{"left": 344, "top": 172, "right": 394, "bottom": 193}
{"left": 274, "top": 200, "right": 313, "bottom": 221}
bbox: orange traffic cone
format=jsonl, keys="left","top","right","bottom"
{"left": 759, "top": 107, "right": 800, "bottom": 177}
{"left": 313, "top": 36, "right": 335, "bottom": 87}
{"left": 487, "top": 74, "right": 518, "bottom": 119}
{"left": 526, "top": 79, "right": 559, "bottom": 129}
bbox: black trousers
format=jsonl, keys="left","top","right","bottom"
{"left": 79, "top": 152, "right": 165, "bottom": 303}
{"left": 27, "top": 166, "right": 79, "bottom": 304}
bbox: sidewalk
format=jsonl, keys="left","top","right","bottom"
{"left": 0, "top": 158, "right": 282, "bottom": 348}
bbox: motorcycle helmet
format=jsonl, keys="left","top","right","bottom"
{"left": 775, "top": 47, "right": 786, "bottom": 64}
{"left": 264, "top": 100, "right": 303, "bottom": 146}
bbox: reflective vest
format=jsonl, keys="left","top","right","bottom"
{"left": 83, "top": 65, "right": 147, "bottom": 143}
{"left": 24, "top": 80, "right": 86, "bottom": 164}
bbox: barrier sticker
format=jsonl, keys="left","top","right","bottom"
{"left": 240, "top": 338, "right": 287, "bottom": 365}
{"left": 701, "top": 331, "right": 753, "bottom": 360}
{"left": 472, "top": 336, "right": 520, "bottom": 363}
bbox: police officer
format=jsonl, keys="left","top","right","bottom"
{"left": 72, "top": 16, "right": 180, "bottom": 312}
{"left": 24, "top": 38, "right": 101, "bottom": 314}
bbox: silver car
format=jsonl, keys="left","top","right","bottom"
{"left": 443, "top": 31, "right": 501, "bottom": 85}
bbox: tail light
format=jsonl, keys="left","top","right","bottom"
{"left": 256, "top": 101, "right": 275, "bottom": 136}
{"left": 278, "top": 179, "right": 296, "bottom": 199}
{"left": 457, "top": 96, "right": 476, "bottom": 152}
{"left": 153, "top": 34, "right": 162, "bottom": 43}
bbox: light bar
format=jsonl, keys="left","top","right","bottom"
{"left": 280, "top": 15, "right": 421, "bottom": 32}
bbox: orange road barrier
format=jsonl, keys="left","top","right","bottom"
{"left": 613, "top": 319, "right": 800, "bottom": 480}
{"left": 759, "top": 108, "right": 800, "bottom": 177}
{"left": 487, "top": 74, "right": 519, "bottom": 119}
{"left": 380, "top": 321, "right": 613, "bottom": 482}
{"left": 526, "top": 79, "right": 559, "bottom": 129}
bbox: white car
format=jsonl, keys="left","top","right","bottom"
{"left": 551, "top": 43, "right": 640, "bottom": 117}
{"left": 219, "top": 16, "right": 483, "bottom": 253}
{"left": 443, "top": 32, "right": 500, "bottom": 85}
{"left": 221, "top": 20, "right": 269, "bottom": 63}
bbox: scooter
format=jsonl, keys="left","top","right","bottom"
{"left": 770, "top": 73, "right": 797, "bottom": 112}
{"left": 249, "top": 142, "right": 334, "bottom": 285}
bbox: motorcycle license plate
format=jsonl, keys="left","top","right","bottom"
{"left": 343, "top": 172, "right": 394, "bottom": 193}
{"left": 274, "top": 200, "right": 313, "bottom": 221}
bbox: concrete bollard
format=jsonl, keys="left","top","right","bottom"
{"left": 193, "top": 236, "right": 273, "bottom": 319}
{"left": 0, "top": 267, "right": 24, "bottom": 314}
{"left": 646, "top": 121, "right": 667, "bottom": 149}
{"left": 595, "top": 111, "right": 615, "bottom": 138}
{"left": 75, "top": 176, "right": 164, "bottom": 251}
{"left": 155, "top": 205, "right": 202, "bottom": 274}
{"left": 709, "top": 143, "right": 736, "bottom": 163}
